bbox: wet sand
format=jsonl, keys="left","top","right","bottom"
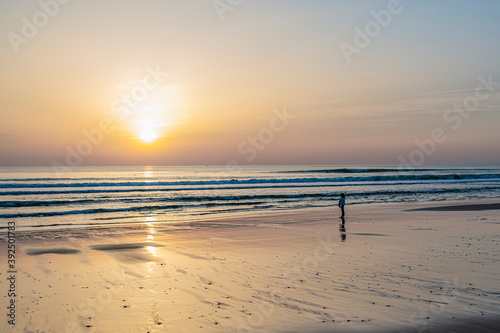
{"left": 407, "top": 202, "right": 500, "bottom": 211}
{"left": 1, "top": 199, "right": 499, "bottom": 332}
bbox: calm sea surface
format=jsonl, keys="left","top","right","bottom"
{"left": 1, "top": 165, "right": 499, "bottom": 231}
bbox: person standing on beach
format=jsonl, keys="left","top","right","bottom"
{"left": 339, "top": 193, "right": 346, "bottom": 218}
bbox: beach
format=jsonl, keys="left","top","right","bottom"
{"left": 1, "top": 199, "right": 499, "bottom": 332}
{"left": 2, "top": 0, "right": 500, "bottom": 331}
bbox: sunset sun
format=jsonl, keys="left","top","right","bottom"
{"left": 138, "top": 128, "right": 159, "bottom": 143}
{"left": 127, "top": 105, "right": 173, "bottom": 144}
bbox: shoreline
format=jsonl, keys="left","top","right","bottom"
{"left": 2, "top": 197, "right": 500, "bottom": 241}
{"left": 407, "top": 202, "right": 500, "bottom": 211}
{"left": 1, "top": 198, "right": 499, "bottom": 332}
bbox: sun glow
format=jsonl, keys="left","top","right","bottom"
{"left": 132, "top": 112, "right": 168, "bottom": 144}
{"left": 115, "top": 84, "right": 183, "bottom": 145}
{"left": 138, "top": 129, "right": 159, "bottom": 143}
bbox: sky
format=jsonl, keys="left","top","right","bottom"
{"left": 1, "top": 0, "right": 499, "bottom": 166}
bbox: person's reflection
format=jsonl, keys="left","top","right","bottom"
{"left": 339, "top": 217, "right": 346, "bottom": 242}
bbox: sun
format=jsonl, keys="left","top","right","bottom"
{"left": 138, "top": 129, "right": 159, "bottom": 143}
{"left": 131, "top": 108, "right": 169, "bottom": 144}
{"left": 114, "top": 83, "right": 182, "bottom": 145}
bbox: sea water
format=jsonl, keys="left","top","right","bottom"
{"left": 1, "top": 165, "right": 499, "bottom": 231}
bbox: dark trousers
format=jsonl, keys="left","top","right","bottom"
{"left": 340, "top": 205, "right": 345, "bottom": 217}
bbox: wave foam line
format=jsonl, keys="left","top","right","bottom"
{"left": 2, "top": 186, "right": 499, "bottom": 218}
{"left": 1, "top": 173, "right": 500, "bottom": 189}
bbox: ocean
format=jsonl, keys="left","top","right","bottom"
{"left": 1, "top": 165, "right": 499, "bottom": 231}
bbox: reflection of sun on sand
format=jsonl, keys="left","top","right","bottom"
{"left": 88, "top": 242, "right": 164, "bottom": 251}
{"left": 6, "top": 199, "right": 500, "bottom": 332}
